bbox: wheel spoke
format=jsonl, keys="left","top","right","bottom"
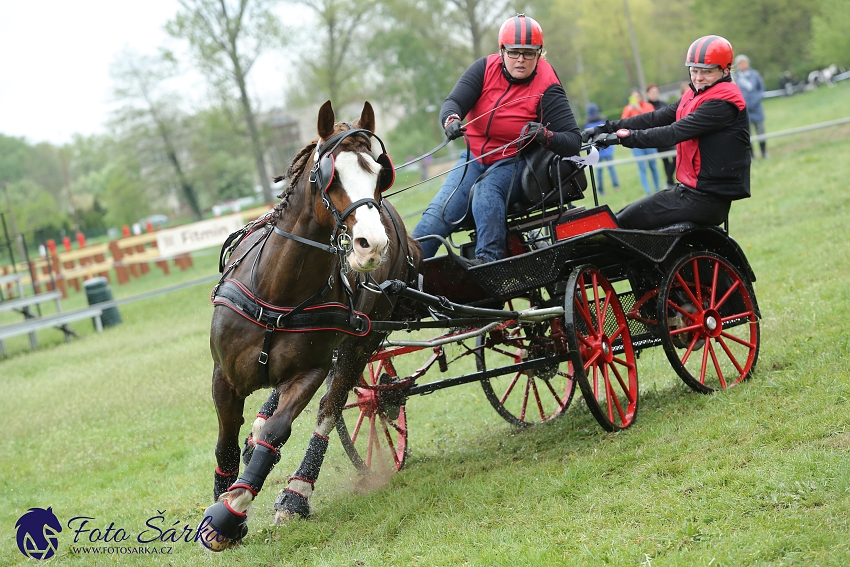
{"left": 519, "top": 378, "right": 532, "bottom": 422}
{"left": 575, "top": 295, "right": 599, "bottom": 339}
{"left": 719, "top": 329, "right": 757, "bottom": 348}
{"left": 543, "top": 378, "right": 567, "bottom": 411}
{"left": 707, "top": 340, "right": 728, "bottom": 389}
{"left": 609, "top": 322, "right": 626, "bottom": 342}
{"left": 583, "top": 347, "right": 602, "bottom": 370}
{"left": 609, "top": 362, "right": 635, "bottom": 404}
{"left": 667, "top": 298, "right": 701, "bottom": 320}
{"left": 720, "top": 311, "right": 756, "bottom": 326}
{"left": 605, "top": 364, "right": 627, "bottom": 424}
{"left": 530, "top": 378, "right": 547, "bottom": 420}
{"left": 379, "top": 416, "right": 400, "bottom": 466}
{"left": 690, "top": 258, "right": 703, "bottom": 307}
{"left": 709, "top": 259, "right": 719, "bottom": 308}
{"left": 366, "top": 413, "right": 377, "bottom": 468}
{"left": 611, "top": 355, "right": 636, "bottom": 371}
{"left": 699, "top": 339, "right": 710, "bottom": 385}
{"left": 674, "top": 272, "right": 701, "bottom": 307}
{"left": 714, "top": 279, "right": 742, "bottom": 311}
{"left": 350, "top": 408, "right": 366, "bottom": 444}
{"left": 669, "top": 322, "right": 703, "bottom": 336}
{"left": 498, "top": 372, "right": 523, "bottom": 405}
{"left": 716, "top": 335, "right": 745, "bottom": 374}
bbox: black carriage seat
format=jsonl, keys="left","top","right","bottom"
{"left": 442, "top": 145, "right": 589, "bottom": 234}
{"left": 651, "top": 220, "right": 727, "bottom": 234}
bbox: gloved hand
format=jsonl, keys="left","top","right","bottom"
{"left": 592, "top": 129, "right": 630, "bottom": 149}
{"left": 581, "top": 127, "right": 600, "bottom": 143}
{"left": 524, "top": 122, "right": 554, "bottom": 147}
{"left": 444, "top": 115, "right": 465, "bottom": 141}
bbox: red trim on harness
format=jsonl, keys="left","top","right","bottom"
{"left": 312, "top": 431, "right": 330, "bottom": 441}
{"left": 216, "top": 467, "right": 239, "bottom": 477}
{"left": 288, "top": 475, "right": 316, "bottom": 486}
{"left": 212, "top": 279, "right": 372, "bottom": 337}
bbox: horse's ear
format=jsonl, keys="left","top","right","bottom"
{"left": 360, "top": 101, "right": 376, "bottom": 133}
{"left": 317, "top": 100, "right": 335, "bottom": 140}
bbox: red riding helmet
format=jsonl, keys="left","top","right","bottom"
{"left": 685, "top": 35, "right": 734, "bottom": 69}
{"left": 498, "top": 14, "right": 544, "bottom": 50}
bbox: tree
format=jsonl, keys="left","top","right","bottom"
{"left": 167, "top": 0, "right": 286, "bottom": 204}
{"left": 810, "top": 0, "right": 850, "bottom": 67}
{"left": 110, "top": 48, "right": 203, "bottom": 219}
{"left": 284, "top": 0, "right": 378, "bottom": 108}
{"left": 445, "top": 0, "right": 512, "bottom": 61}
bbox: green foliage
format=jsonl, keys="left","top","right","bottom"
{"left": 809, "top": 0, "right": 850, "bottom": 67}
{"left": 101, "top": 166, "right": 151, "bottom": 228}
{"left": 4, "top": 178, "right": 70, "bottom": 237}
{"left": 692, "top": 0, "right": 820, "bottom": 81}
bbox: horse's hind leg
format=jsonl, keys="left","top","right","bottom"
{"left": 275, "top": 341, "right": 377, "bottom": 521}
{"left": 241, "top": 389, "right": 280, "bottom": 465}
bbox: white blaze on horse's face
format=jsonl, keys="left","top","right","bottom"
{"left": 333, "top": 151, "right": 389, "bottom": 273}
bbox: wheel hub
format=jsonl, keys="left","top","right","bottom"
{"left": 702, "top": 309, "right": 722, "bottom": 338}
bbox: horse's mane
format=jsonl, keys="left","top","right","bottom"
{"left": 274, "top": 142, "right": 318, "bottom": 190}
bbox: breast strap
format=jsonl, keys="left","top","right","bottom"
{"left": 212, "top": 279, "right": 371, "bottom": 336}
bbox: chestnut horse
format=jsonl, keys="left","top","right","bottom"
{"left": 201, "top": 101, "right": 421, "bottom": 550}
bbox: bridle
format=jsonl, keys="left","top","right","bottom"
{"left": 273, "top": 125, "right": 394, "bottom": 260}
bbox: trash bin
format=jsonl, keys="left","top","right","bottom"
{"left": 83, "top": 277, "right": 122, "bottom": 328}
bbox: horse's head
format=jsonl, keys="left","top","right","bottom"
{"left": 312, "top": 101, "right": 393, "bottom": 273}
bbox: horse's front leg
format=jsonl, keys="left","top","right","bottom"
{"left": 200, "top": 365, "right": 247, "bottom": 551}
{"left": 201, "top": 369, "right": 327, "bottom": 549}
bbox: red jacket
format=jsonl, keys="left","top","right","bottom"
{"left": 441, "top": 54, "right": 581, "bottom": 165}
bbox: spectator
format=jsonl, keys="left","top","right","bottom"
{"left": 621, "top": 88, "right": 660, "bottom": 194}
{"left": 646, "top": 84, "right": 676, "bottom": 189}
{"left": 734, "top": 55, "right": 768, "bottom": 158}
{"left": 583, "top": 103, "right": 619, "bottom": 195}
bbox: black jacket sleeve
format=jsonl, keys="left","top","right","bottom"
{"left": 440, "top": 58, "right": 487, "bottom": 127}
{"left": 539, "top": 84, "right": 582, "bottom": 157}
{"left": 610, "top": 100, "right": 741, "bottom": 149}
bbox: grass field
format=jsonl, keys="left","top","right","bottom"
{"left": 1, "top": 81, "right": 849, "bottom": 566}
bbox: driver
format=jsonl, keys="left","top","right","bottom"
{"left": 583, "top": 35, "right": 751, "bottom": 230}
{"left": 411, "top": 14, "right": 581, "bottom": 266}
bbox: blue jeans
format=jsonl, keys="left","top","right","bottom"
{"left": 411, "top": 151, "right": 525, "bottom": 260}
{"left": 595, "top": 155, "right": 619, "bottom": 195}
{"left": 631, "top": 147, "right": 660, "bottom": 194}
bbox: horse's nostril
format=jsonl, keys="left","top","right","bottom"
{"left": 357, "top": 238, "right": 370, "bottom": 249}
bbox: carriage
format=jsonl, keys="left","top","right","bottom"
{"left": 202, "top": 101, "right": 760, "bottom": 549}
{"left": 331, "top": 143, "right": 761, "bottom": 474}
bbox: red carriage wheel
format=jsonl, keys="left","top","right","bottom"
{"left": 336, "top": 354, "right": 408, "bottom": 473}
{"left": 477, "top": 316, "right": 576, "bottom": 427}
{"left": 658, "top": 251, "right": 760, "bottom": 393}
{"left": 565, "top": 265, "right": 639, "bottom": 431}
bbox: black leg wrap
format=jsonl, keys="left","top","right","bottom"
{"left": 294, "top": 433, "right": 329, "bottom": 481}
{"left": 231, "top": 442, "right": 279, "bottom": 494}
{"left": 274, "top": 488, "right": 311, "bottom": 518}
{"left": 198, "top": 501, "right": 248, "bottom": 550}
{"left": 213, "top": 468, "right": 239, "bottom": 502}
{"left": 241, "top": 434, "right": 255, "bottom": 466}
{"left": 258, "top": 389, "right": 280, "bottom": 419}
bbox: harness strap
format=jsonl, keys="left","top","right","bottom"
{"left": 273, "top": 226, "right": 338, "bottom": 254}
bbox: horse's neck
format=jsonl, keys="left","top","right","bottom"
{"left": 251, "top": 191, "right": 342, "bottom": 306}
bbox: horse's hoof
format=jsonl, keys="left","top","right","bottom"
{"left": 273, "top": 488, "right": 310, "bottom": 521}
{"left": 198, "top": 501, "right": 248, "bottom": 551}
{"left": 273, "top": 509, "right": 302, "bottom": 524}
